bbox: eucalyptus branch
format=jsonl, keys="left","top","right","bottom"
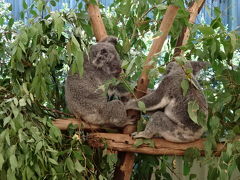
{"left": 40, "top": 105, "right": 74, "bottom": 117}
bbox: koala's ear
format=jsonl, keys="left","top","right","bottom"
{"left": 91, "top": 46, "right": 109, "bottom": 68}
{"left": 190, "top": 61, "right": 210, "bottom": 75}
{"left": 100, "top": 36, "right": 118, "bottom": 46}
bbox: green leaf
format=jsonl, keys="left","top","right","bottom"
{"left": 137, "top": 101, "right": 146, "bottom": 113}
{"left": 19, "top": 98, "right": 26, "bottom": 107}
{"left": 143, "top": 139, "right": 155, "bottom": 148}
{"left": 157, "top": 66, "right": 166, "bottom": 74}
{"left": 8, "top": 4, "right": 12, "bottom": 11}
{"left": 75, "top": 50, "right": 84, "bottom": 76}
{"left": 16, "top": 47, "right": 23, "bottom": 61}
{"left": 133, "top": 139, "right": 144, "bottom": 147}
{"left": 107, "top": 153, "right": 118, "bottom": 168}
{"left": 0, "top": 17, "right": 4, "bottom": 25}
{"left": 198, "top": 25, "right": 215, "bottom": 36}
{"left": 35, "top": 141, "right": 43, "bottom": 154}
{"left": 229, "top": 32, "right": 236, "bottom": 50}
{"left": 209, "top": 116, "right": 220, "bottom": 135}
{"left": 23, "top": 0, "right": 28, "bottom": 9}
{"left": 71, "top": 35, "right": 80, "bottom": 48}
{"left": 0, "top": 154, "right": 4, "bottom": 170}
{"left": 5, "top": 130, "right": 10, "bottom": 145}
{"left": 8, "top": 18, "right": 14, "bottom": 28}
{"left": 188, "top": 101, "right": 199, "bottom": 124}
{"left": 125, "top": 59, "right": 135, "bottom": 75}
{"left": 226, "top": 143, "right": 233, "bottom": 157}
{"left": 50, "top": 0, "right": 57, "bottom": 6}
{"left": 7, "top": 169, "right": 16, "bottom": 180}
{"left": 3, "top": 116, "right": 11, "bottom": 127}
{"left": 207, "top": 166, "right": 219, "bottom": 180}
{"left": 236, "top": 156, "right": 240, "bottom": 172}
{"left": 183, "top": 148, "right": 200, "bottom": 176}
{"left": 53, "top": 13, "right": 64, "bottom": 39}
{"left": 75, "top": 160, "right": 85, "bottom": 173}
{"left": 181, "top": 79, "right": 189, "bottom": 96}
{"left": 234, "top": 109, "right": 240, "bottom": 121}
{"left": 9, "top": 155, "right": 18, "bottom": 171}
{"left": 48, "top": 158, "right": 58, "bottom": 165}
{"left": 66, "top": 157, "right": 75, "bottom": 173}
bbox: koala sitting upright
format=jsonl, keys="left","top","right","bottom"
{"left": 126, "top": 61, "right": 209, "bottom": 142}
{"left": 65, "top": 36, "right": 135, "bottom": 127}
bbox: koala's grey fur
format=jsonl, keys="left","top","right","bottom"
{"left": 126, "top": 61, "right": 209, "bottom": 142}
{"left": 65, "top": 36, "right": 135, "bottom": 127}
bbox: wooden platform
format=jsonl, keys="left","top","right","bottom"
{"left": 88, "top": 132, "right": 224, "bottom": 156}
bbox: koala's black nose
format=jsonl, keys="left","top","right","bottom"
{"left": 116, "top": 67, "right": 122, "bottom": 74}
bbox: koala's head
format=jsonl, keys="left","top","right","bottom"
{"left": 89, "top": 36, "right": 122, "bottom": 78}
{"left": 166, "top": 61, "right": 209, "bottom": 76}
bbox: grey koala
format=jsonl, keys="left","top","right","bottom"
{"left": 65, "top": 36, "right": 135, "bottom": 127}
{"left": 126, "top": 61, "right": 209, "bottom": 142}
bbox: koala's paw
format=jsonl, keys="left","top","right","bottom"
{"left": 131, "top": 131, "right": 152, "bottom": 139}
{"left": 125, "top": 99, "right": 137, "bottom": 110}
{"left": 121, "top": 118, "right": 136, "bottom": 127}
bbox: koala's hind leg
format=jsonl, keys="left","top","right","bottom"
{"left": 132, "top": 111, "right": 166, "bottom": 139}
{"left": 132, "top": 111, "right": 203, "bottom": 142}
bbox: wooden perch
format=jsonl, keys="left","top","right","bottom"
{"left": 174, "top": 0, "right": 206, "bottom": 56}
{"left": 87, "top": 2, "right": 107, "bottom": 41}
{"left": 53, "top": 118, "right": 102, "bottom": 131}
{"left": 115, "top": 5, "right": 179, "bottom": 180}
{"left": 88, "top": 133, "right": 225, "bottom": 156}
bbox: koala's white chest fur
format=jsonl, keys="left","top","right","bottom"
{"left": 164, "top": 98, "right": 177, "bottom": 122}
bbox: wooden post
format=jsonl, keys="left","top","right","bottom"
{"left": 86, "top": 2, "right": 107, "bottom": 41}
{"left": 174, "top": 0, "right": 206, "bottom": 56}
{"left": 114, "top": 5, "right": 179, "bottom": 180}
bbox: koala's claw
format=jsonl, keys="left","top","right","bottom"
{"left": 131, "top": 131, "right": 152, "bottom": 139}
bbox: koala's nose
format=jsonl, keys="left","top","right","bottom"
{"left": 117, "top": 67, "right": 122, "bottom": 74}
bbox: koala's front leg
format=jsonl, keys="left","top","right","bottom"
{"left": 126, "top": 91, "right": 170, "bottom": 112}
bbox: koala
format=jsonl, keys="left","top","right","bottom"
{"left": 126, "top": 61, "right": 209, "bottom": 143}
{"left": 65, "top": 36, "right": 135, "bottom": 127}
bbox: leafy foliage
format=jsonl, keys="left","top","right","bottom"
{"left": 0, "top": 0, "right": 240, "bottom": 179}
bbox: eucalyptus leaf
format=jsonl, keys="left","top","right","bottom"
{"left": 181, "top": 79, "right": 189, "bottom": 96}
{"left": 187, "top": 101, "right": 199, "bottom": 124}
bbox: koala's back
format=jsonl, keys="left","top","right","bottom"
{"left": 65, "top": 73, "right": 106, "bottom": 119}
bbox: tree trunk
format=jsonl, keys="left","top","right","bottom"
{"left": 86, "top": 2, "right": 107, "bottom": 41}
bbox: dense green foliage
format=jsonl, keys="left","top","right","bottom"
{"left": 0, "top": 0, "right": 239, "bottom": 179}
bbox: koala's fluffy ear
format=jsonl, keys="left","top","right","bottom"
{"left": 190, "top": 61, "right": 210, "bottom": 75}
{"left": 100, "top": 36, "right": 118, "bottom": 46}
